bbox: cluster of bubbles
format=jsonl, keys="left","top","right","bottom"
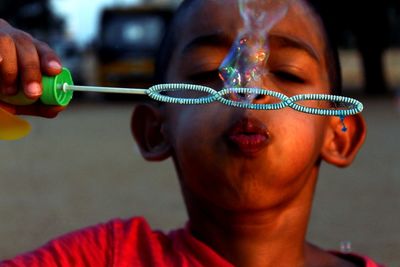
{"left": 218, "top": 0, "right": 291, "bottom": 102}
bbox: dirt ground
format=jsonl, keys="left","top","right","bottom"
{"left": 0, "top": 50, "right": 399, "bottom": 266}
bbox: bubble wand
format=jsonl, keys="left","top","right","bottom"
{"left": 4, "top": 68, "right": 364, "bottom": 108}
{"left": 0, "top": 67, "right": 362, "bottom": 140}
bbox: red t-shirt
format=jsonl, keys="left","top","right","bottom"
{"left": 0, "top": 217, "right": 383, "bottom": 267}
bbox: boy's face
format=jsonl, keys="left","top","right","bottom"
{"left": 158, "top": 0, "right": 334, "bottom": 211}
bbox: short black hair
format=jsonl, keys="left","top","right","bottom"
{"left": 306, "top": 0, "right": 343, "bottom": 95}
{"left": 155, "top": 0, "right": 342, "bottom": 95}
{"left": 154, "top": 0, "right": 193, "bottom": 84}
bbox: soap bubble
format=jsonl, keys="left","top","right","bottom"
{"left": 219, "top": 0, "right": 291, "bottom": 103}
{"left": 239, "top": 0, "right": 290, "bottom": 31}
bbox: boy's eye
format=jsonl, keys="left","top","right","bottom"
{"left": 188, "top": 70, "right": 219, "bottom": 81}
{"left": 187, "top": 70, "right": 222, "bottom": 88}
{"left": 186, "top": 69, "right": 306, "bottom": 88}
{"left": 271, "top": 70, "right": 306, "bottom": 84}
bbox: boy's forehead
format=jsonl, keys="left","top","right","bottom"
{"left": 177, "top": 0, "right": 241, "bottom": 42}
{"left": 175, "top": 0, "right": 326, "bottom": 58}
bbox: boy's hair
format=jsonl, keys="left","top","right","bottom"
{"left": 155, "top": 0, "right": 342, "bottom": 95}
{"left": 306, "top": 0, "right": 343, "bottom": 95}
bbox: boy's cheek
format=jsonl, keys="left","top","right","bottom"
{"left": 164, "top": 104, "right": 228, "bottom": 147}
{"left": 271, "top": 110, "right": 327, "bottom": 153}
{"left": 167, "top": 102, "right": 230, "bottom": 126}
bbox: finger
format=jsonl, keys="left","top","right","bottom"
{"left": 13, "top": 31, "right": 42, "bottom": 99}
{"left": 0, "top": 101, "right": 17, "bottom": 114}
{"left": 34, "top": 39, "right": 62, "bottom": 76}
{"left": 0, "top": 32, "right": 18, "bottom": 95}
{"left": 14, "top": 104, "right": 65, "bottom": 118}
{"left": 38, "top": 105, "right": 65, "bottom": 118}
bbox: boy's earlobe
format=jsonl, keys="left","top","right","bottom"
{"left": 131, "top": 104, "right": 171, "bottom": 161}
{"left": 321, "top": 114, "right": 366, "bottom": 167}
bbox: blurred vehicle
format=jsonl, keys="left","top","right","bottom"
{"left": 93, "top": 5, "right": 173, "bottom": 97}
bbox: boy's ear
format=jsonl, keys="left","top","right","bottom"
{"left": 131, "top": 104, "right": 171, "bottom": 161}
{"left": 321, "top": 114, "right": 366, "bottom": 167}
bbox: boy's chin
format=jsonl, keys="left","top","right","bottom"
{"left": 193, "top": 183, "right": 295, "bottom": 215}
{"left": 204, "top": 195, "right": 293, "bottom": 221}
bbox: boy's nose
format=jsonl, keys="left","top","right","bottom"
{"left": 246, "top": 75, "right": 282, "bottom": 104}
{"left": 251, "top": 91, "right": 280, "bottom": 105}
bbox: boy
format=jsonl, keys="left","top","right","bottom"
{"left": 0, "top": 0, "right": 381, "bottom": 266}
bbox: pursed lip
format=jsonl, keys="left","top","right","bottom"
{"left": 225, "top": 117, "right": 270, "bottom": 156}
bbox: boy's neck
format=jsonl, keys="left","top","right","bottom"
{"left": 184, "top": 171, "right": 318, "bottom": 267}
{"left": 190, "top": 209, "right": 310, "bottom": 267}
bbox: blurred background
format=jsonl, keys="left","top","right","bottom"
{"left": 0, "top": 0, "right": 399, "bottom": 265}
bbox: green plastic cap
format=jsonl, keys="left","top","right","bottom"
{"left": 41, "top": 68, "right": 74, "bottom": 106}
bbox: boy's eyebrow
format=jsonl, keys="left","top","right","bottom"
{"left": 269, "top": 34, "right": 321, "bottom": 63}
{"left": 182, "top": 32, "right": 233, "bottom": 54}
{"left": 182, "top": 32, "right": 320, "bottom": 63}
